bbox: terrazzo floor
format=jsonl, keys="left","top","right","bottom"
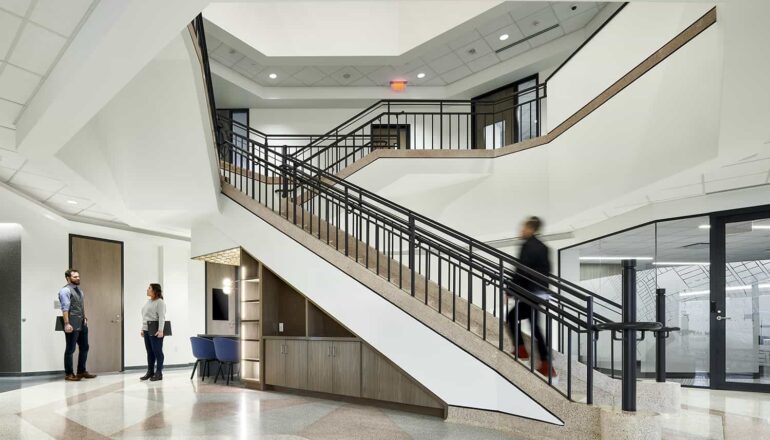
{"left": 1, "top": 368, "right": 768, "bottom": 439}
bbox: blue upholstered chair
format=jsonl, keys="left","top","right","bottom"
{"left": 213, "top": 337, "right": 240, "bottom": 385}
{"left": 190, "top": 337, "right": 217, "bottom": 381}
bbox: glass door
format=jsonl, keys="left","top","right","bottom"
{"left": 711, "top": 210, "right": 770, "bottom": 391}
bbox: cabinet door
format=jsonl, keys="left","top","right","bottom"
{"left": 333, "top": 341, "right": 361, "bottom": 397}
{"left": 264, "top": 339, "right": 284, "bottom": 386}
{"left": 307, "top": 340, "right": 334, "bottom": 393}
{"left": 284, "top": 340, "right": 308, "bottom": 390}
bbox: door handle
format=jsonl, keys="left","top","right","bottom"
{"left": 716, "top": 316, "right": 732, "bottom": 321}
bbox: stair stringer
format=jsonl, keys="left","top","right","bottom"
{"left": 191, "top": 186, "right": 619, "bottom": 439}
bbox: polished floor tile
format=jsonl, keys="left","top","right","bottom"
{"left": 2, "top": 369, "right": 769, "bottom": 439}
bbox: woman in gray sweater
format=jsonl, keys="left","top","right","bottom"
{"left": 140, "top": 283, "right": 166, "bottom": 381}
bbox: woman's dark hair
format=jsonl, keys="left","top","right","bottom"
{"left": 149, "top": 283, "right": 163, "bottom": 300}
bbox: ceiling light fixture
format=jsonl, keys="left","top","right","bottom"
{"left": 268, "top": 73, "right": 277, "bottom": 79}
{"left": 698, "top": 224, "right": 711, "bottom": 229}
{"left": 66, "top": 200, "right": 78, "bottom": 205}
{"left": 652, "top": 262, "right": 710, "bottom": 266}
{"left": 499, "top": 34, "right": 509, "bottom": 41}
{"left": 495, "top": 23, "right": 560, "bottom": 54}
{"left": 752, "top": 224, "right": 770, "bottom": 230}
{"left": 417, "top": 72, "right": 426, "bottom": 79}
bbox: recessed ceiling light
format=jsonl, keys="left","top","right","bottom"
{"left": 499, "top": 34, "right": 509, "bottom": 41}
{"left": 66, "top": 200, "right": 78, "bottom": 205}
{"left": 698, "top": 224, "right": 711, "bottom": 229}
{"left": 417, "top": 72, "right": 426, "bottom": 79}
{"left": 268, "top": 73, "right": 277, "bottom": 79}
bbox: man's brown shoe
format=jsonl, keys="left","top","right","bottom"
{"left": 65, "top": 374, "right": 81, "bottom": 381}
{"left": 77, "top": 371, "right": 97, "bottom": 379}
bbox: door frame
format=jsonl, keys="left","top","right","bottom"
{"left": 68, "top": 234, "right": 125, "bottom": 372}
{"left": 710, "top": 206, "right": 770, "bottom": 392}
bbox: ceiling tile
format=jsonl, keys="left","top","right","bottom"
{"left": 448, "top": 29, "right": 482, "bottom": 51}
{"left": 366, "top": 66, "right": 398, "bottom": 85}
{"left": 456, "top": 38, "right": 493, "bottom": 63}
{"left": 527, "top": 26, "right": 565, "bottom": 48}
{"left": 508, "top": 2, "right": 551, "bottom": 21}
{"left": 517, "top": 7, "right": 559, "bottom": 37}
{"left": 293, "top": 66, "right": 326, "bottom": 85}
{"left": 79, "top": 209, "right": 116, "bottom": 221}
{"left": 0, "top": 97, "right": 22, "bottom": 126}
{"left": 8, "top": 168, "right": 63, "bottom": 191}
{"left": 441, "top": 64, "right": 472, "bottom": 84}
{"left": 704, "top": 159, "right": 770, "bottom": 182}
{"left": 496, "top": 41, "right": 532, "bottom": 61}
{"left": 466, "top": 52, "right": 500, "bottom": 73}
{"left": 648, "top": 183, "right": 703, "bottom": 203}
{"left": 274, "top": 76, "right": 304, "bottom": 87}
{"left": 420, "top": 44, "right": 453, "bottom": 63}
{"left": 551, "top": 2, "right": 597, "bottom": 22}
{"left": 427, "top": 52, "right": 463, "bottom": 75}
{"left": 204, "top": 34, "right": 222, "bottom": 52}
{"left": 0, "top": 146, "right": 24, "bottom": 168}
{"left": 29, "top": 0, "right": 93, "bottom": 36}
{"left": 232, "top": 56, "right": 264, "bottom": 77}
{"left": 484, "top": 23, "right": 526, "bottom": 51}
{"left": 354, "top": 65, "right": 383, "bottom": 76}
{"left": 0, "top": 0, "right": 32, "bottom": 16}
{"left": 0, "top": 63, "right": 40, "bottom": 103}
{"left": 48, "top": 192, "right": 91, "bottom": 206}
{"left": 47, "top": 200, "right": 85, "bottom": 215}
{"left": 330, "top": 66, "right": 362, "bottom": 85}
{"left": 705, "top": 172, "right": 768, "bottom": 193}
{"left": 209, "top": 44, "right": 244, "bottom": 67}
{"left": 0, "top": 10, "right": 23, "bottom": 59}
{"left": 476, "top": 13, "right": 514, "bottom": 37}
{"left": 0, "top": 165, "right": 16, "bottom": 181}
{"left": 318, "top": 65, "right": 343, "bottom": 75}
{"left": 350, "top": 76, "right": 376, "bottom": 86}
{"left": 14, "top": 183, "right": 55, "bottom": 201}
{"left": 312, "top": 76, "right": 341, "bottom": 87}
{"left": 9, "top": 22, "right": 66, "bottom": 75}
{"left": 422, "top": 76, "right": 447, "bottom": 86}
{"left": 561, "top": 7, "right": 599, "bottom": 34}
{"left": 255, "top": 67, "right": 296, "bottom": 84}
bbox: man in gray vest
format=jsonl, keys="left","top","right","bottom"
{"left": 59, "top": 269, "right": 97, "bottom": 381}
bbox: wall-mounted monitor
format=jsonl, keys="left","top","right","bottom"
{"left": 212, "top": 288, "right": 229, "bottom": 321}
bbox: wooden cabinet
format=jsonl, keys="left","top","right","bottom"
{"left": 307, "top": 340, "right": 334, "bottom": 393}
{"left": 332, "top": 341, "right": 361, "bottom": 397}
{"left": 306, "top": 340, "right": 361, "bottom": 397}
{"left": 264, "top": 339, "right": 307, "bottom": 388}
{"left": 361, "top": 344, "right": 442, "bottom": 409}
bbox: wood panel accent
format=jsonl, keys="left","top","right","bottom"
{"left": 70, "top": 235, "right": 123, "bottom": 373}
{"left": 307, "top": 340, "right": 334, "bottom": 393}
{"left": 205, "top": 262, "right": 237, "bottom": 335}
{"left": 264, "top": 339, "right": 284, "bottom": 386}
{"left": 261, "top": 268, "right": 306, "bottom": 336}
{"left": 284, "top": 339, "right": 307, "bottom": 389}
{"left": 361, "top": 344, "right": 443, "bottom": 409}
{"left": 333, "top": 341, "right": 361, "bottom": 397}
{"left": 307, "top": 301, "right": 353, "bottom": 338}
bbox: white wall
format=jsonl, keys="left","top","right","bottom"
{"left": 0, "top": 184, "right": 204, "bottom": 373}
{"left": 191, "top": 194, "right": 562, "bottom": 424}
{"left": 249, "top": 108, "right": 363, "bottom": 136}
{"left": 547, "top": 2, "right": 715, "bottom": 130}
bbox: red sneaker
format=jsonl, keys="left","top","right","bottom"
{"left": 514, "top": 345, "right": 529, "bottom": 360}
{"left": 537, "top": 362, "right": 557, "bottom": 378}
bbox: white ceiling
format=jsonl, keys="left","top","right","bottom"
{"left": 0, "top": 0, "right": 107, "bottom": 222}
{"left": 0, "top": 0, "right": 96, "bottom": 129}
{"left": 205, "top": 1, "right": 609, "bottom": 87}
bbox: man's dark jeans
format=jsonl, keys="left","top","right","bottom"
{"left": 64, "top": 324, "right": 89, "bottom": 375}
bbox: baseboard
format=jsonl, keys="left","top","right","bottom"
{"left": 0, "top": 363, "right": 194, "bottom": 377}
{"left": 123, "top": 363, "right": 194, "bottom": 371}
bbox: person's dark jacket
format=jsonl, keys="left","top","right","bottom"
{"left": 510, "top": 235, "right": 551, "bottom": 294}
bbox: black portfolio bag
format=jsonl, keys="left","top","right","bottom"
{"left": 147, "top": 320, "right": 172, "bottom": 336}
{"left": 55, "top": 316, "right": 64, "bottom": 331}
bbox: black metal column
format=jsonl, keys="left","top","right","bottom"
{"left": 622, "top": 259, "right": 637, "bottom": 412}
{"left": 656, "top": 288, "right": 667, "bottom": 383}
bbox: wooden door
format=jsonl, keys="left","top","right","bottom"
{"left": 284, "top": 339, "right": 307, "bottom": 389}
{"left": 264, "top": 339, "right": 284, "bottom": 386}
{"left": 307, "top": 340, "right": 333, "bottom": 393}
{"left": 70, "top": 235, "right": 123, "bottom": 373}
{"left": 333, "top": 341, "right": 361, "bottom": 397}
